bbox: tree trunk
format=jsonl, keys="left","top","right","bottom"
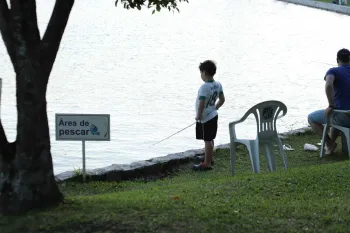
{"left": 0, "top": 69, "right": 64, "bottom": 214}
{"left": 0, "top": 0, "right": 74, "bottom": 214}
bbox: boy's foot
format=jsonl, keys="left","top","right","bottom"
{"left": 195, "top": 155, "right": 214, "bottom": 165}
{"left": 192, "top": 162, "right": 212, "bottom": 171}
{"left": 325, "top": 143, "right": 337, "bottom": 155}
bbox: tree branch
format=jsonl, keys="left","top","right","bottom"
{"left": 40, "top": 0, "right": 74, "bottom": 79}
{"left": 20, "top": 0, "right": 41, "bottom": 51}
{"left": 0, "top": 0, "right": 17, "bottom": 70}
{"left": 9, "top": 0, "right": 29, "bottom": 73}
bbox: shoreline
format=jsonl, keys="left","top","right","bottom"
{"left": 55, "top": 126, "right": 312, "bottom": 183}
{"left": 277, "top": 0, "right": 350, "bottom": 15}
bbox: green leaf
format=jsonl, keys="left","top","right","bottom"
{"left": 152, "top": 9, "right": 156, "bottom": 14}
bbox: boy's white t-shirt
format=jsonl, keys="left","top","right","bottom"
{"left": 195, "top": 80, "right": 223, "bottom": 123}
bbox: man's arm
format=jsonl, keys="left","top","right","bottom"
{"left": 215, "top": 92, "right": 225, "bottom": 110}
{"left": 325, "top": 74, "right": 335, "bottom": 107}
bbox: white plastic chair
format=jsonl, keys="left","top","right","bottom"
{"left": 228, "top": 100, "right": 288, "bottom": 175}
{"left": 320, "top": 109, "right": 350, "bottom": 159}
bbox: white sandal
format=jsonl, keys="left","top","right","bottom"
{"left": 283, "top": 144, "right": 294, "bottom": 151}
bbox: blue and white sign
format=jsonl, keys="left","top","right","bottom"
{"left": 55, "top": 114, "right": 110, "bottom": 141}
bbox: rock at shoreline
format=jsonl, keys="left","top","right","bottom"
{"left": 55, "top": 126, "right": 312, "bottom": 183}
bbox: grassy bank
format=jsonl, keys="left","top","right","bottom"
{"left": 316, "top": 0, "right": 350, "bottom": 6}
{"left": 1, "top": 131, "right": 350, "bottom": 233}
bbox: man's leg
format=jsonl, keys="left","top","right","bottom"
{"left": 331, "top": 112, "right": 350, "bottom": 146}
{"left": 329, "top": 127, "right": 341, "bottom": 142}
{"left": 309, "top": 121, "right": 334, "bottom": 146}
{"left": 308, "top": 109, "right": 336, "bottom": 151}
{"left": 308, "top": 110, "right": 331, "bottom": 145}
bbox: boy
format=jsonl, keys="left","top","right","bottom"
{"left": 193, "top": 60, "right": 225, "bottom": 171}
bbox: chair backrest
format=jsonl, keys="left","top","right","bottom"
{"left": 244, "top": 100, "right": 287, "bottom": 139}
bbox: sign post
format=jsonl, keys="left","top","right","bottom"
{"left": 82, "top": 140, "right": 86, "bottom": 181}
{"left": 55, "top": 113, "right": 110, "bottom": 182}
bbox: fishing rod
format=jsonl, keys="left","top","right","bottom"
{"left": 149, "top": 111, "right": 214, "bottom": 147}
{"left": 149, "top": 121, "right": 197, "bottom": 147}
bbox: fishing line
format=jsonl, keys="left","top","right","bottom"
{"left": 309, "top": 61, "right": 334, "bottom": 66}
{"left": 149, "top": 112, "right": 214, "bottom": 147}
{"left": 149, "top": 121, "right": 197, "bottom": 147}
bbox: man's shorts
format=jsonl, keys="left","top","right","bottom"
{"left": 308, "top": 109, "right": 350, "bottom": 128}
{"left": 196, "top": 115, "right": 218, "bottom": 141}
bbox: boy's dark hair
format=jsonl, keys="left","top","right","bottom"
{"left": 337, "top": 48, "right": 350, "bottom": 63}
{"left": 199, "top": 60, "right": 217, "bottom": 76}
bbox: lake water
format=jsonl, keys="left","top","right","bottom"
{"left": 1, "top": 0, "right": 350, "bottom": 175}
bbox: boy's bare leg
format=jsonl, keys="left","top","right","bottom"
{"left": 212, "top": 140, "right": 215, "bottom": 159}
{"left": 203, "top": 140, "right": 213, "bottom": 167}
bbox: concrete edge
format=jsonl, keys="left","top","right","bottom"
{"left": 54, "top": 126, "right": 313, "bottom": 183}
{"left": 277, "top": 0, "right": 350, "bottom": 16}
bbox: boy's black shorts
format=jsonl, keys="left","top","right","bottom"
{"left": 196, "top": 115, "right": 218, "bottom": 141}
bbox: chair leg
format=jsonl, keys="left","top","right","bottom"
{"left": 247, "top": 141, "right": 260, "bottom": 173}
{"left": 341, "top": 132, "right": 349, "bottom": 154}
{"left": 345, "top": 133, "right": 350, "bottom": 160}
{"left": 277, "top": 137, "right": 288, "bottom": 169}
{"left": 230, "top": 142, "right": 237, "bottom": 176}
{"left": 263, "top": 142, "right": 276, "bottom": 172}
{"left": 320, "top": 124, "right": 328, "bottom": 158}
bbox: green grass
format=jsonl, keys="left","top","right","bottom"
{"left": 315, "top": 0, "right": 350, "bottom": 6}
{"left": 1, "top": 131, "right": 350, "bottom": 233}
